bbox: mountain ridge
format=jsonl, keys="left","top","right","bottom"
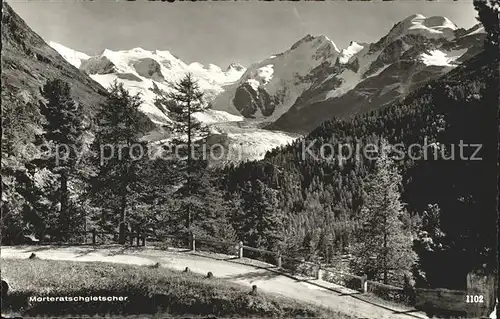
{"left": 47, "top": 13, "right": 484, "bottom": 135}
{"left": 45, "top": 12, "right": 485, "bottom": 162}
{"left": 49, "top": 42, "right": 247, "bottom": 125}
{"left": 267, "top": 18, "right": 485, "bottom": 133}
{"left": 206, "top": 14, "right": 485, "bottom": 133}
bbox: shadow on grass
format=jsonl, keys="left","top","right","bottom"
{"left": 106, "top": 246, "right": 138, "bottom": 257}
{"left": 4, "top": 245, "right": 57, "bottom": 253}
{"left": 392, "top": 309, "right": 424, "bottom": 315}
{"left": 339, "top": 291, "right": 363, "bottom": 296}
{"left": 173, "top": 248, "right": 192, "bottom": 253}
{"left": 74, "top": 247, "right": 100, "bottom": 257}
{"left": 228, "top": 270, "right": 282, "bottom": 282}
{"left": 23, "top": 245, "right": 103, "bottom": 258}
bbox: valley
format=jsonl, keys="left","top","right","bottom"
{"left": 2, "top": 2, "right": 497, "bottom": 318}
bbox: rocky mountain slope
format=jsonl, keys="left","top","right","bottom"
{"left": 1, "top": 2, "right": 155, "bottom": 143}
{"left": 210, "top": 34, "right": 341, "bottom": 121}
{"left": 2, "top": 3, "right": 105, "bottom": 119}
{"left": 268, "top": 15, "right": 486, "bottom": 133}
{"left": 209, "top": 14, "right": 485, "bottom": 133}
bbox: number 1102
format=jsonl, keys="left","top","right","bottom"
{"left": 466, "top": 295, "right": 484, "bottom": 303}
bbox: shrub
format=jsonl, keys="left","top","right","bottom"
{"left": 322, "top": 270, "right": 362, "bottom": 291}
{"left": 367, "top": 281, "right": 411, "bottom": 305}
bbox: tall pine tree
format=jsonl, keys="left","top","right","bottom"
{"left": 239, "top": 180, "right": 285, "bottom": 252}
{"left": 473, "top": 0, "right": 499, "bottom": 277}
{"left": 151, "top": 73, "right": 210, "bottom": 233}
{"left": 89, "top": 81, "right": 148, "bottom": 243}
{"left": 33, "top": 79, "right": 87, "bottom": 240}
{"left": 351, "top": 139, "right": 417, "bottom": 284}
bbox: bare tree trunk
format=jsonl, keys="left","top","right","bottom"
{"left": 383, "top": 206, "right": 388, "bottom": 284}
{"left": 383, "top": 229, "right": 388, "bottom": 284}
{"left": 59, "top": 169, "right": 69, "bottom": 241}
{"left": 118, "top": 192, "right": 127, "bottom": 244}
{"left": 186, "top": 98, "right": 192, "bottom": 233}
{"left": 381, "top": 190, "right": 390, "bottom": 284}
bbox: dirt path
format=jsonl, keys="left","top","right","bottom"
{"left": 1, "top": 245, "right": 429, "bottom": 319}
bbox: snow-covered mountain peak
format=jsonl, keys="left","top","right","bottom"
{"left": 50, "top": 41, "right": 247, "bottom": 127}
{"left": 387, "top": 14, "right": 458, "bottom": 41}
{"left": 49, "top": 42, "right": 90, "bottom": 68}
{"left": 210, "top": 33, "right": 341, "bottom": 120}
{"left": 290, "top": 34, "right": 316, "bottom": 49}
{"left": 50, "top": 42, "right": 287, "bottom": 163}
{"left": 226, "top": 62, "right": 245, "bottom": 72}
{"left": 189, "top": 63, "right": 225, "bottom": 74}
{"left": 207, "top": 64, "right": 223, "bottom": 73}
{"left": 130, "top": 47, "right": 148, "bottom": 52}
{"left": 290, "top": 34, "right": 340, "bottom": 54}
{"left": 48, "top": 14, "right": 484, "bottom": 160}
{"left": 189, "top": 62, "right": 205, "bottom": 69}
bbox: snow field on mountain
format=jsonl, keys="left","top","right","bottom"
{"left": 50, "top": 42, "right": 247, "bottom": 126}
{"left": 49, "top": 41, "right": 90, "bottom": 68}
{"left": 338, "top": 41, "right": 365, "bottom": 64}
{"left": 420, "top": 48, "right": 468, "bottom": 67}
{"left": 325, "top": 45, "right": 383, "bottom": 99}
{"left": 388, "top": 14, "right": 458, "bottom": 41}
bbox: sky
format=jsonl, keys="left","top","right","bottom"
{"left": 8, "top": 0, "right": 479, "bottom": 68}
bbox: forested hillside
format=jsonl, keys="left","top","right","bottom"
{"left": 220, "top": 34, "right": 498, "bottom": 288}
{"left": 1, "top": 2, "right": 155, "bottom": 244}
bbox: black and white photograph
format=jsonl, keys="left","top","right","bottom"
{"left": 1, "top": 0, "right": 498, "bottom": 318}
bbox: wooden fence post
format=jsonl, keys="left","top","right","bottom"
{"left": 361, "top": 275, "right": 368, "bottom": 293}
{"left": 136, "top": 229, "right": 141, "bottom": 247}
{"left": 191, "top": 234, "right": 196, "bottom": 252}
{"left": 316, "top": 264, "right": 324, "bottom": 281}
{"left": 142, "top": 235, "right": 146, "bottom": 247}
{"left": 238, "top": 241, "right": 243, "bottom": 258}
{"left": 92, "top": 229, "right": 96, "bottom": 245}
{"left": 315, "top": 263, "right": 321, "bottom": 280}
{"left": 118, "top": 222, "right": 126, "bottom": 245}
{"left": 276, "top": 251, "right": 282, "bottom": 269}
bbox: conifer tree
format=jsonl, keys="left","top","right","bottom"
{"left": 474, "top": 0, "right": 499, "bottom": 56}
{"left": 472, "top": 0, "right": 499, "bottom": 276}
{"left": 151, "top": 73, "right": 210, "bottom": 233}
{"left": 239, "top": 180, "right": 285, "bottom": 251}
{"left": 1, "top": 99, "right": 33, "bottom": 243}
{"left": 33, "top": 79, "right": 87, "bottom": 240}
{"left": 351, "top": 139, "right": 417, "bottom": 284}
{"left": 89, "top": 81, "right": 148, "bottom": 244}
{"left": 185, "top": 170, "right": 238, "bottom": 244}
